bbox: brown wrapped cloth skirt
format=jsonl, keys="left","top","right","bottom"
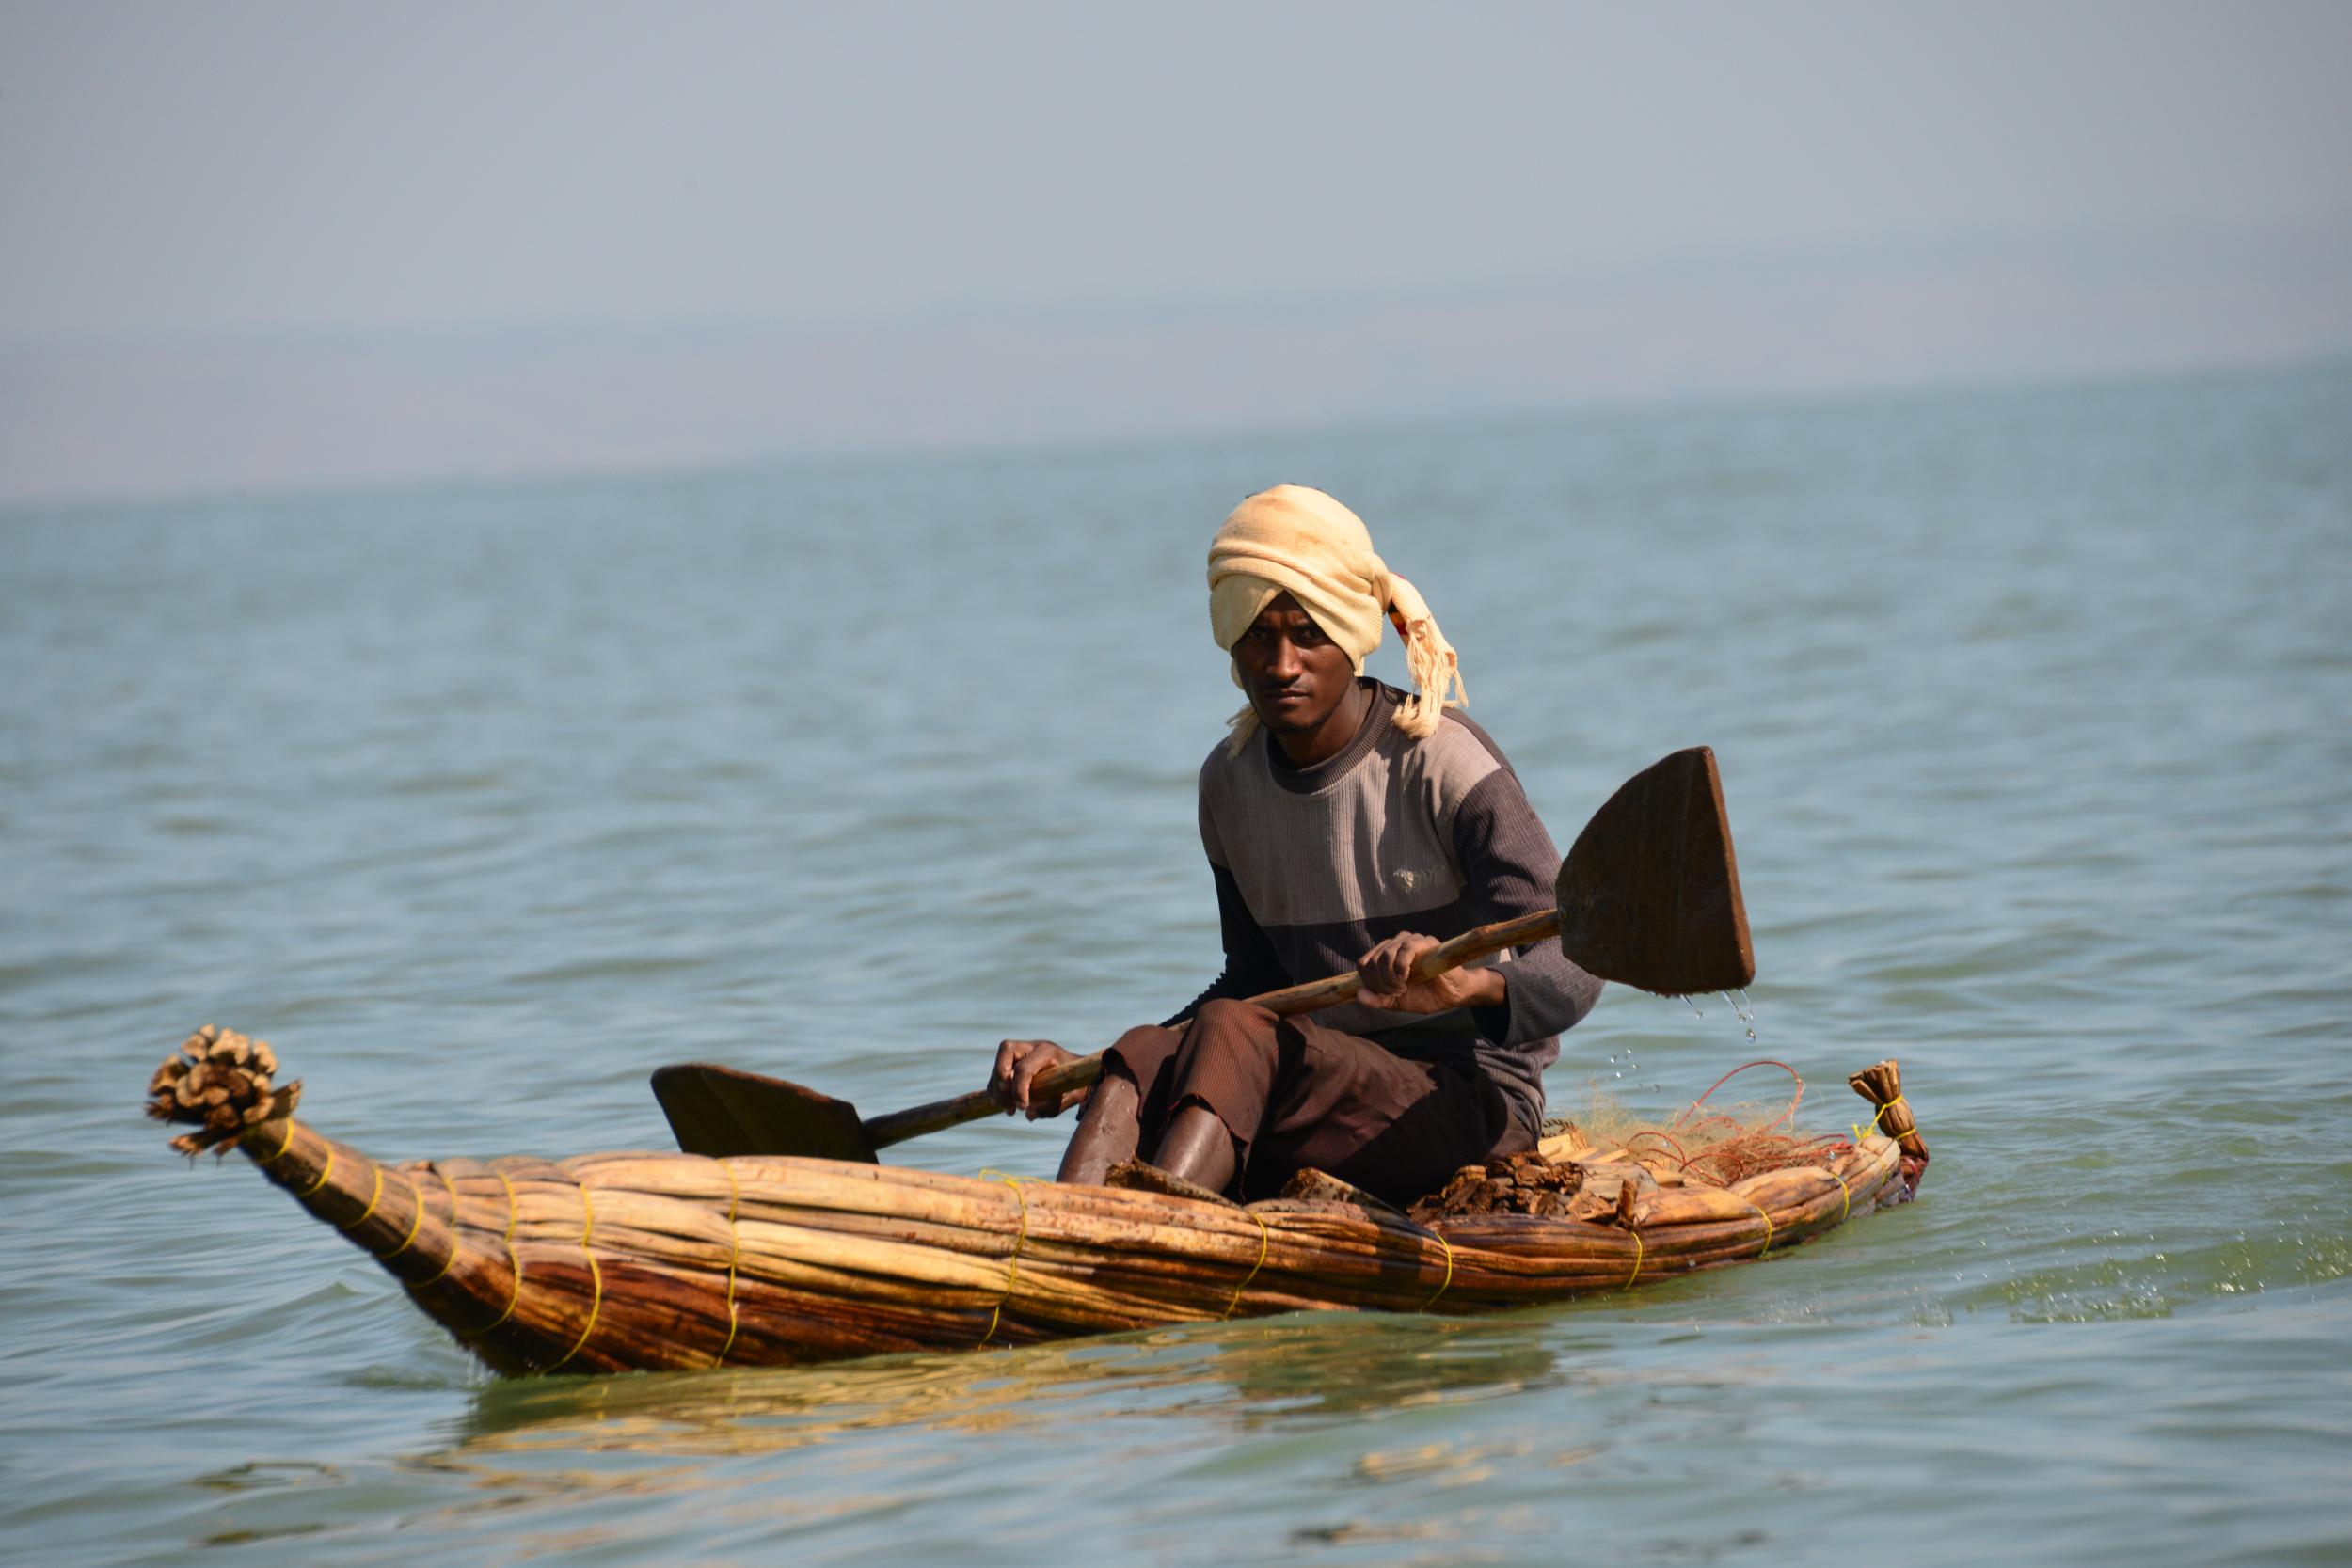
{"left": 1104, "top": 998, "right": 1533, "bottom": 1204}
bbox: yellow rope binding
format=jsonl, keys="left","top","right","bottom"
{"left": 1743, "top": 1197, "right": 1775, "bottom": 1259}
{"left": 254, "top": 1117, "right": 296, "bottom": 1165}
{"left": 716, "top": 1159, "right": 742, "bottom": 1366}
{"left": 1622, "top": 1228, "right": 1644, "bottom": 1291}
{"left": 1852, "top": 1096, "right": 1921, "bottom": 1147}
{"left": 294, "top": 1142, "right": 335, "bottom": 1198}
{"left": 544, "top": 1182, "right": 601, "bottom": 1374}
{"left": 337, "top": 1164, "right": 384, "bottom": 1231}
{"left": 1419, "top": 1227, "right": 1455, "bottom": 1312}
{"left": 374, "top": 1174, "right": 426, "bottom": 1259}
{"left": 460, "top": 1169, "right": 523, "bottom": 1339}
{"left": 408, "top": 1167, "right": 464, "bottom": 1289}
{"left": 1829, "top": 1166, "right": 1851, "bottom": 1227}
{"left": 977, "top": 1171, "right": 1031, "bottom": 1346}
{"left": 1222, "top": 1211, "right": 1272, "bottom": 1321}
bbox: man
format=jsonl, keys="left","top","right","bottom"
{"left": 988, "top": 485, "right": 1600, "bottom": 1204}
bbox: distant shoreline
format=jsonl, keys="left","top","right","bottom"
{"left": 6, "top": 346, "right": 2346, "bottom": 515}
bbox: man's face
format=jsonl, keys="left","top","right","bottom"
{"left": 1232, "top": 592, "right": 1357, "bottom": 737}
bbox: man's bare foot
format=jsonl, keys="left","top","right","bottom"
{"left": 1150, "top": 1101, "right": 1239, "bottom": 1195}
{"left": 1057, "top": 1069, "right": 1142, "bottom": 1184}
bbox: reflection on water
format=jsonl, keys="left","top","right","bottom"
{"left": 346, "top": 1315, "right": 1595, "bottom": 1564}
{"left": 359, "top": 1311, "right": 1660, "bottom": 1567}
{"left": 445, "top": 1312, "right": 1566, "bottom": 1465}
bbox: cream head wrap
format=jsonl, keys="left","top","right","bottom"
{"left": 1208, "top": 484, "right": 1466, "bottom": 752}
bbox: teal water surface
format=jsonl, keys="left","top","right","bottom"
{"left": 4, "top": 363, "right": 2348, "bottom": 1565}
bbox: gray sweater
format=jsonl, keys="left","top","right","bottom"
{"left": 1169, "top": 681, "right": 1602, "bottom": 1135}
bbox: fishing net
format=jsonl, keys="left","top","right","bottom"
{"left": 1543, "top": 1060, "right": 1856, "bottom": 1189}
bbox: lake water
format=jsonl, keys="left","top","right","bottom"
{"left": 5, "top": 362, "right": 2348, "bottom": 1566}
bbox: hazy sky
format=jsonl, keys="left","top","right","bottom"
{"left": 3, "top": 1, "right": 2347, "bottom": 498}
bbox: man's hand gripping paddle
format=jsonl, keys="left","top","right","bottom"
{"left": 651, "top": 746, "right": 1753, "bottom": 1162}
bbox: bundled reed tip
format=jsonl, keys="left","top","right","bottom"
{"left": 146, "top": 1025, "right": 302, "bottom": 1158}
{"left": 1846, "top": 1058, "right": 1927, "bottom": 1192}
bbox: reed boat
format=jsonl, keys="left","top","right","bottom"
{"left": 148, "top": 1028, "right": 1929, "bottom": 1377}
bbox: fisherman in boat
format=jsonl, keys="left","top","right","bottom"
{"left": 987, "top": 485, "right": 1602, "bottom": 1205}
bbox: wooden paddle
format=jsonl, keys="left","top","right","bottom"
{"left": 653, "top": 745, "right": 1752, "bottom": 1163}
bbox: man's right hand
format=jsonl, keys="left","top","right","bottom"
{"left": 990, "top": 1039, "right": 1084, "bottom": 1119}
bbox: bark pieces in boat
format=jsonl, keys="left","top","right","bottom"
{"left": 1406, "top": 1152, "right": 1590, "bottom": 1223}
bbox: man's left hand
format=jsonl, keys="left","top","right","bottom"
{"left": 1355, "top": 933, "right": 1506, "bottom": 1014}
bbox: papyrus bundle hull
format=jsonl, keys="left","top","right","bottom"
{"left": 157, "top": 1042, "right": 1923, "bottom": 1377}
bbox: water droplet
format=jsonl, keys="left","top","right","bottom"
{"left": 1718, "top": 990, "right": 1758, "bottom": 1044}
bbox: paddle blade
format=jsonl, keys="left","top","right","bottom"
{"left": 651, "top": 1063, "right": 879, "bottom": 1163}
{"left": 1554, "top": 745, "right": 1754, "bottom": 996}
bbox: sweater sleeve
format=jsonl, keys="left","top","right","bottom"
{"left": 1450, "top": 764, "right": 1604, "bottom": 1047}
{"left": 1162, "top": 863, "right": 1291, "bottom": 1026}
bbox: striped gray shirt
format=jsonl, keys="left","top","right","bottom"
{"left": 1171, "top": 681, "right": 1601, "bottom": 1134}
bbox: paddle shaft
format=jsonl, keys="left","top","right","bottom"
{"left": 860, "top": 907, "right": 1562, "bottom": 1150}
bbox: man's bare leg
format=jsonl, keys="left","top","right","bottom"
{"left": 1150, "top": 1101, "right": 1239, "bottom": 1195}
{"left": 1057, "top": 1069, "right": 1142, "bottom": 1184}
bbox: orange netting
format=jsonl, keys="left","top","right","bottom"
{"left": 1565, "top": 1060, "right": 1856, "bottom": 1189}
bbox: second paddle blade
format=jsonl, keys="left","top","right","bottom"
{"left": 651, "top": 1063, "right": 879, "bottom": 1163}
{"left": 1554, "top": 745, "right": 1755, "bottom": 997}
